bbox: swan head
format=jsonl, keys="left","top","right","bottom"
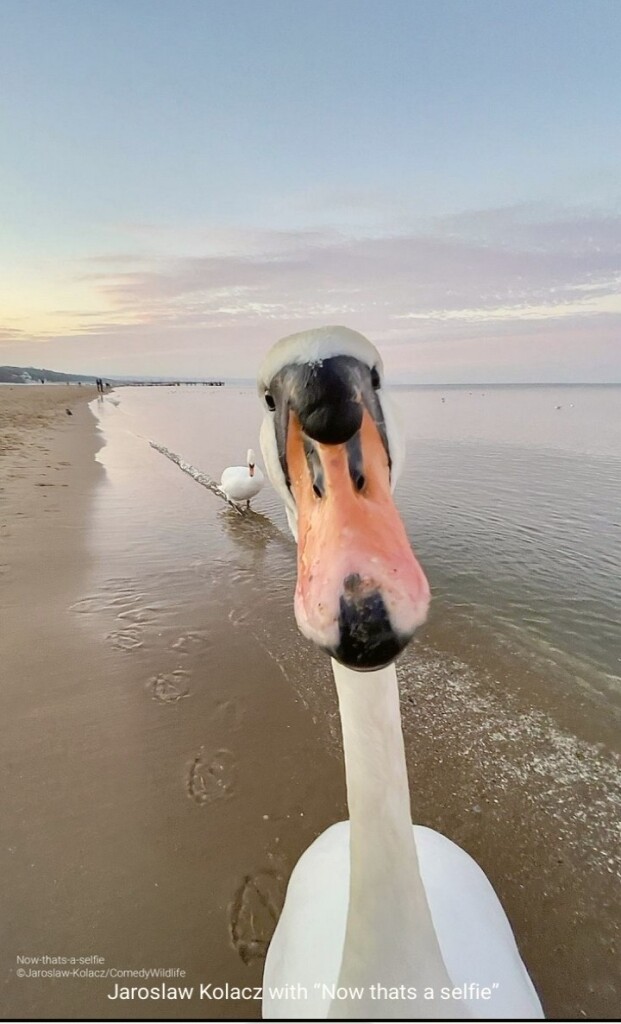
{"left": 247, "top": 448, "right": 257, "bottom": 477}
{"left": 258, "top": 326, "right": 430, "bottom": 672}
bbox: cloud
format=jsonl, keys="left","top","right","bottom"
{"left": 430, "top": 202, "right": 621, "bottom": 253}
{"left": 0, "top": 327, "right": 30, "bottom": 344}
{"left": 81, "top": 253, "right": 148, "bottom": 266}
{"left": 79, "top": 209, "right": 621, "bottom": 328}
{"left": 2, "top": 203, "right": 620, "bottom": 380}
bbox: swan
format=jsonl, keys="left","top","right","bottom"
{"left": 257, "top": 326, "right": 543, "bottom": 1021}
{"left": 220, "top": 448, "right": 264, "bottom": 509}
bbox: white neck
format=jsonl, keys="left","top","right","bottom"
{"left": 329, "top": 660, "right": 467, "bottom": 1020}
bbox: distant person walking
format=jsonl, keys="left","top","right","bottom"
{"left": 96, "top": 377, "right": 103, "bottom": 394}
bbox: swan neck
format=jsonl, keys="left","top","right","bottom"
{"left": 333, "top": 660, "right": 411, "bottom": 823}
{"left": 329, "top": 660, "right": 466, "bottom": 1020}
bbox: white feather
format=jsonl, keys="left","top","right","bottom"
{"left": 257, "top": 325, "right": 383, "bottom": 394}
{"left": 264, "top": 822, "right": 542, "bottom": 1020}
{"left": 220, "top": 449, "right": 264, "bottom": 504}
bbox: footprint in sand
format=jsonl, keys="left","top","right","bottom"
{"left": 117, "top": 606, "right": 158, "bottom": 628}
{"left": 170, "top": 629, "right": 209, "bottom": 654}
{"left": 229, "top": 869, "right": 285, "bottom": 964}
{"left": 214, "top": 697, "right": 244, "bottom": 731}
{"left": 70, "top": 586, "right": 143, "bottom": 616}
{"left": 107, "top": 625, "right": 143, "bottom": 651}
{"left": 149, "top": 670, "right": 190, "bottom": 704}
{"left": 187, "top": 748, "right": 237, "bottom": 805}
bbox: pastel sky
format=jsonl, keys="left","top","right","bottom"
{"left": 1, "top": 0, "right": 620, "bottom": 381}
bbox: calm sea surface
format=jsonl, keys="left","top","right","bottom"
{"left": 94, "top": 383, "right": 621, "bottom": 705}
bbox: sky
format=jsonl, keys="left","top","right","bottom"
{"left": 1, "top": 0, "right": 620, "bottom": 382}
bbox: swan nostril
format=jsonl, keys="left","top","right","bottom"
{"left": 312, "top": 483, "right": 323, "bottom": 499}
{"left": 354, "top": 473, "right": 366, "bottom": 492}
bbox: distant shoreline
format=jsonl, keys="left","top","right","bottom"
{"left": 3, "top": 364, "right": 619, "bottom": 390}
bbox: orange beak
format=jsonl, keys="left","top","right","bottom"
{"left": 286, "top": 407, "right": 430, "bottom": 670}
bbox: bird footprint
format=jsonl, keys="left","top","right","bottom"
{"left": 171, "top": 630, "right": 209, "bottom": 654}
{"left": 229, "top": 870, "right": 284, "bottom": 964}
{"left": 107, "top": 625, "right": 143, "bottom": 651}
{"left": 187, "top": 748, "right": 237, "bottom": 805}
{"left": 214, "top": 698, "right": 244, "bottom": 731}
{"left": 149, "top": 670, "right": 190, "bottom": 704}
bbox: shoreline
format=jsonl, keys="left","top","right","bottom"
{"left": 0, "top": 385, "right": 102, "bottom": 617}
{"left": 0, "top": 386, "right": 103, "bottom": 644}
{"left": 1, "top": 387, "right": 619, "bottom": 1020}
{"left": 1, "top": 385, "right": 110, "bottom": 1018}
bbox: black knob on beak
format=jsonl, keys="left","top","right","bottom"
{"left": 287, "top": 357, "right": 363, "bottom": 445}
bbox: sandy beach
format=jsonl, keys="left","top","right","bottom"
{"left": 1, "top": 386, "right": 345, "bottom": 1020}
{"left": 1, "top": 386, "right": 619, "bottom": 1020}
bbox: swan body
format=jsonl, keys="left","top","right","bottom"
{"left": 264, "top": 822, "right": 540, "bottom": 1020}
{"left": 220, "top": 448, "right": 264, "bottom": 507}
{"left": 263, "top": 660, "right": 542, "bottom": 1020}
{"left": 258, "top": 327, "right": 543, "bottom": 1020}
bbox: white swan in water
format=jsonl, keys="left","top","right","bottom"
{"left": 257, "top": 326, "right": 543, "bottom": 1020}
{"left": 220, "top": 448, "right": 264, "bottom": 509}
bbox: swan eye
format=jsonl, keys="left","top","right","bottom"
{"left": 371, "top": 366, "right": 381, "bottom": 390}
{"left": 265, "top": 391, "right": 276, "bottom": 411}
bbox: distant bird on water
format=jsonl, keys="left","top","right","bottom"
{"left": 65, "top": 408, "right": 73, "bottom": 416}
{"left": 220, "top": 448, "right": 264, "bottom": 509}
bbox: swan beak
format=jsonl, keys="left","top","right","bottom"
{"left": 286, "top": 407, "right": 430, "bottom": 671}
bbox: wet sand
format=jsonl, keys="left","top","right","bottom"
{"left": 1, "top": 387, "right": 345, "bottom": 1020}
{"left": 1, "top": 387, "right": 619, "bottom": 1021}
